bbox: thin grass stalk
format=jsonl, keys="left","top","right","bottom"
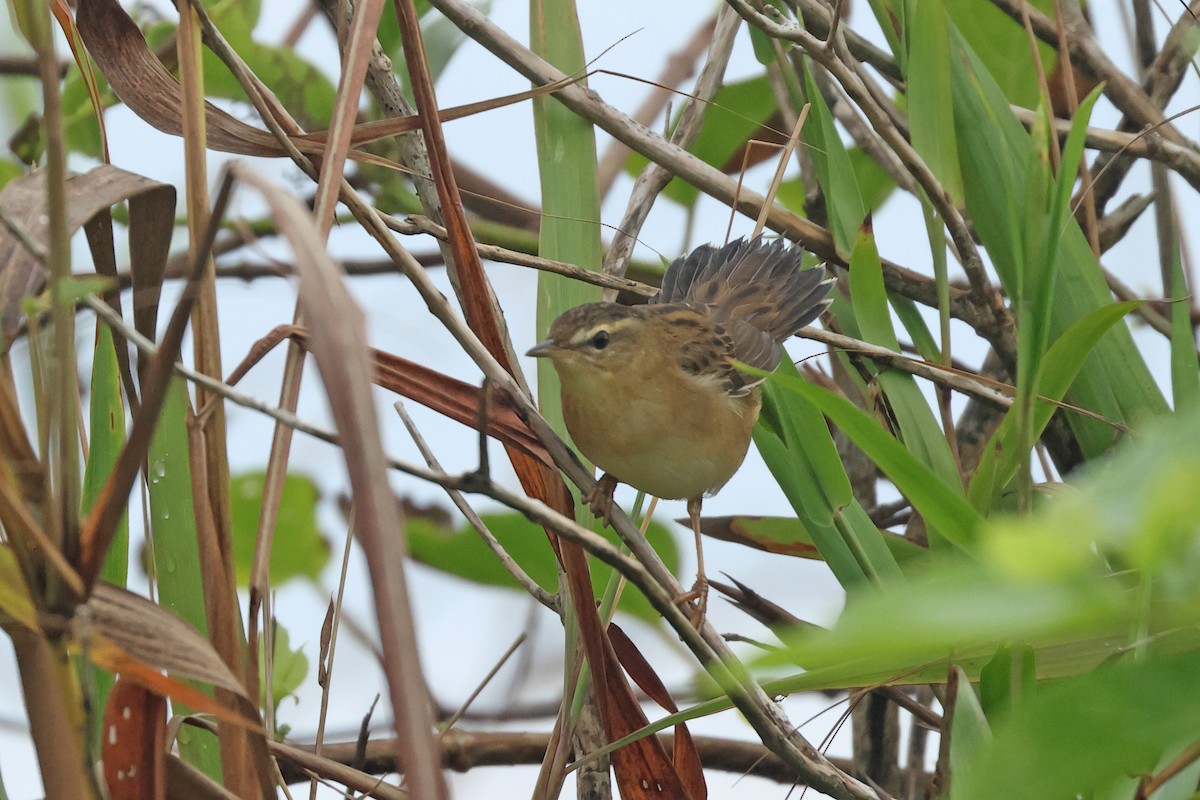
{"left": 35, "top": 0, "right": 80, "bottom": 616}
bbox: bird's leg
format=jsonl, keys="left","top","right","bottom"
{"left": 678, "top": 496, "right": 708, "bottom": 625}
{"left": 584, "top": 473, "right": 620, "bottom": 525}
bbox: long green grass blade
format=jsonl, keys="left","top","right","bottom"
{"left": 147, "top": 379, "right": 221, "bottom": 779}
{"left": 907, "top": 0, "right": 963, "bottom": 204}
{"left": 848, "top": 223, "right": 961, "bottom": 502}
{"left": 763, "top": 369, "right": 984, "bottom": 546}
{"left": 968, "top": 301, "right": 1142, "bottom": 511}
{"left": 530, "top": 0, "right": 601, "bottom": 439}
{"left": 949, "top": 30, "right": 1167, "bottom": 457}
{"left": 80, "top": 322, "right": 127, "bottom": 754}
{"left": 800, "top": 61, "right": 865, "bottom": 257}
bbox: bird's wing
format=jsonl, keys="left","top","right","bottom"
{"left": 673, "top": 316, "right": 760, "bottom": 396}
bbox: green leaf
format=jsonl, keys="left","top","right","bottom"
{"left": 849, "top": 146, "right": 898, "bottom": 213}
{"left": 229, "top": 471, "right": 329, "bottom": 586}
{"left": 531, "top": 0, "right": 602, "bottom": 443}
{"left": 81, "top": 323, "right": 128, "bottom": 753}
{"left": 955, "top": 653, "right": 1200, "bottom": 800}
{"left": 260, "top": 622, "right": 308, "bottom": 713}
{"left": 83, "top": 323, "right": 128, "bottom": 587}
{"left": 968, "top": 301, "right": 1143, "bottom": 511}
{"left": 757, "top": 358, "right": 908, "bottom": 587}
{"left": 950, "top": 672, "right": 992, "bottom": 789}
{"left": 406, "top": 510, "right": 679, "bottom": 624}
{"left": 907, "top": 0, "right": 963, "bottom": 204}
{"left": 978, "top": 643, "right": 1035, "bottom": 719}
{"left": 942, "top": 0, "right": 1056, "bottom": 107}
{"left": 762, "top": 369, "right": 983, "bottom": 547}
{"left": 950, "top": 31, "right": 1167, "bottom": 457}
{"left": 625, "top": 76, "right": 779, "bottom": 209}
{"left": 848, "top": 225, "right": 961, "bottom": 509}
{"left": 801, "top": 61, "right": 866, "bottom": 256}
{"left": 147, "top": 380, "right": 221, "bottom": 779}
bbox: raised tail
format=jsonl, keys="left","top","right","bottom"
{"left": 654, "top": 236, "right": 833, "bottom": 346}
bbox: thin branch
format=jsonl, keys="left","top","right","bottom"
{"left": 274, "top": 731, "right": 873, "bottom": 786}
{"left": 393, "top": 401, "right": 557, "bottom": 610}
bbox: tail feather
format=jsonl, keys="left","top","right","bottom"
{"left": 654, "top": 236, "right": 832, "bottom": 349}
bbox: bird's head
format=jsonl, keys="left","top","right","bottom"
{"left": 526, "top": 302, "right": 651, "bottom": 386}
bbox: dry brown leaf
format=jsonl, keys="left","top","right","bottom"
{"left": 80, "top": 583, "right": 246, "bottom": 695}
{"left": 229, "top": 324, "right": 554, "bottom": 468}
{"left": 0, "top": 165, "right": 173, "bottom": 344}
{"left": 73, "top": 0, "right": 576, "bottom": 170}
{"left": 103, "top": 677, "right": 167, "bottom": 800}
{"left": 609, "top": 622, "right": 706, "bottom": 799}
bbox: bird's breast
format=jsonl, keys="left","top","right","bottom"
{"left": 561, "top": 366, "right": 760, "bottom": 501}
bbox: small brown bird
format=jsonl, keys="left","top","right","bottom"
{"left": 527, "top": 236, "right": 833, "bottom": 619}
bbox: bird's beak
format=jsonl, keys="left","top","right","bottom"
{"left": 526, "top": 340, "right": 558, "bottom": 358}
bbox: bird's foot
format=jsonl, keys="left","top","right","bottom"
{"left": 676, "top": 573, "right": 709, "bottom": 626}
{"left": 584, "top": 473, "right": 620, "bottom": 525}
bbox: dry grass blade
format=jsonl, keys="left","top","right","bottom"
{"left": 231, "top": 163, "right": 446, "bottom": 799}
{"left": 310, "top": 0, "right": 385, "bottom": 235}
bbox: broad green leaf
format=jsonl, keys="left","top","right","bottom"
{"left": 950, "top": 672, "right": 992, "bottom": 790}
{"left": 229, "top": 471, "right": 328, "bottom": 586}
{"left": 955, "top": 653, "right": 1200, "bottom": 800}
{"left": 834, "top": 501, "right": 907, "bottom": 584}
{"left": 753, "top": 420, "right": 865, "bottom": 587}
{"left": 406, "top": 510, "right": 679, "bottom": 624}
{"left": 978, "top": 643, "right": 1035, "bottom": 719}
{"left": 81, "top": 322, "right": 128, "bottom": 753}
{"left": 983, "top": 405, "right": 1200, "bottom": 586}
{"left": 83, "top": 323, "right": 128, "bottom": 587}
{"left": 847, "top": 224, "right": 962, "bottom": 519}
{"left": 942, "top": 0, "right": 1055, "bottom": 107}
{"left": 889, "top": 294, "right": 941, "bottom": 361}
{"left": 757, "top": 360, "right": 907, "bottom": 587}
{"left": 758, "top": 358, "right": 854, "bottom": 515}
{"left": 531, "top": 0, "right": 602, "bottom": 442}
{"left": 259, "top": 622, "right": 308, "bottom": 713}
{"left": 950, "top": 30, "right": 1166, "bottom": 457}
{"left": 776, "top": 148, "right": 895, "bottom": 217}
{"left": 848, "top": 146, "right": 898, "bottom": 212}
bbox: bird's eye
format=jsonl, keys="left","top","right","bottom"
{"left": 590, "top": 330, "right": 610, "bottom": 350}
